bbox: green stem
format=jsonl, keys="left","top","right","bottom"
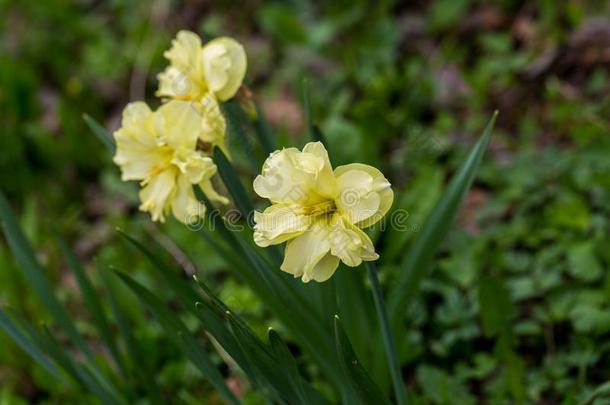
{"left": 366, "top": 261, "right": 407, "bottom": 405}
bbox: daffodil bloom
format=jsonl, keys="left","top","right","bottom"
{"left": 156, "top": 30, "right": 247, "bottom": 103}
{"left": 113, "top": 100, "right": 228, "bottom": 224}
{"left": 253, "top": 142, "right": 393, "bottom": 282}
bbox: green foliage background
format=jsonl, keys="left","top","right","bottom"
{"left": 1, "top": 0, "right": 609, "bottom": 403}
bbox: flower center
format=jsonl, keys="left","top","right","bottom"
{"left": 298, "top": 199, "right": 336, "bottom": 217}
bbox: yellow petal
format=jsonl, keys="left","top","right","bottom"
{"left": 139, "top": 168, "right": 177, "bottom": 222}
{"left": 280, "top": 219, "right": 336, "bottom": 282}
{"left": 302, "top": 142, "right": 338, "bottom": 199}
{"left": 113, "top": 102, "right": 171, "bottom": 181}
{"left": 156, "top": 66, "right": 205, "bottom": 101}
{"left": 199, "top": 179, "right": 229, "bottom": 205}
{"left": 328, "top": 214, "right": 378, "bottom": 267}
{"left": 334, "top": 163, "right": 393, "bottom": 228}
{"left": 156, "top": 100, "right": 201, "bottom": 150}
{"left": 196, "top": 94, "right": 227, "bottom": 150}
{"left": 253, "top": 147, "right": 331, "bottom": 205}
{"left": 304, "top": 254, "right": 340, "bottom": 283}
{"left": 171, "top": 150, "right": 216, "bottom": 184}
{"left": 171, "top": 174, "right": 206, "bottom": 224}
{"left": 253, "top": 204, "right": 310, "bottom": 247}
{"left": 201, "top": 37, "right": 247, "bottom": 101}
{"left": 196, "top": 160, "right": 229, "bottom": 205}
{"left": 163, "top": 31, "right": 203, "bottom": 77}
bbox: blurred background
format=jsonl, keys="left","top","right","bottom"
{"left": 1, "top": 0, "right": 609, "bottom": 403}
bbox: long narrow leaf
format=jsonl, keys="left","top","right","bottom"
{"left": 0, "top": 307, "right": 62, "bottom": 380}
{"left": 115, "top": 271, "right": 240, "bottom": 405}
{"left": 117, "top": 230, "right": 253, "bottom": 378}
{"left": 83, "top": 113, "right": 115, "bottom": 153}
{"left": 387, "top": 113, "right": 497, "bottom": 327}
{"left": 41, "top": 325, "right": 123, "bottom": 405}
{"left": 334, "top": 316, "right": 391, "bottom": 405}
{"left": 213, "top": 146, "right": 255, "bottom": 218}
{"left": 0, "top": 192, "right": 93, "bottom": 360}
{"left": 57, "top": 236, "right": 126, "bottom": 377}
{"left": 98, "top": 266, "right": 164, "bottom": 403}
{"left": 253, "top": 102, "right": 276, "bottom": 154}
{"left": 222, "top": 101, "right": 259, "bottom": 172}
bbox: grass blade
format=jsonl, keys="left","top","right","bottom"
{"left": 98, "top": 267, "right": 163, "bottom": 402}
{"left": 334, "top": 316, "right": 391, "bottom": 405}
{"left": 57, "top": 237, "right": 126, "bottom": 377}
{"left": 213, "top": 146, "right": 255, "bottom": 218}
{"left": 387, "top": 112, "right": 497, "bottom": 327}
{"left": 83, "top": 113, "right": 115, "bottom": 154}
{"left": 301, "top": 77, "right": 315, "bottom": 139}
{"left": 365, "top": 262, "right": 406, "bottom": 405}
{"left": 117, "top": 229, "right": 253, "bottom": 379}
{"left": 0, "top": 307, "right": 62, "bottom": 380}
{"left": 0, "top": 191, "right": 93, "bottom": 360}
{"left": 115, "top": 271, "right": 240, "bottom": 405}
{"left": 221, "top": 101, "right": 259, "bottom": 172}
{"left": 253, "top": 101, "right": 276, "bottom": 154}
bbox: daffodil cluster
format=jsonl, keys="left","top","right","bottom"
{"left": 113, "top": 31, "right": 246, "bottom": 223}
{"left": 253, "top": 142, "right": 394, "bottom": 282}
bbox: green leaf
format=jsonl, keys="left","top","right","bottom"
{"left": 334, "top": 316, "right": 391, "bottom": 405}
{"left": 365, "top": 262, "right": 406, "bottom": 405}
{"left": 115, "top": 271, "right": 240, "bottom": 405}
{"left": 268, "top": 328, "right": 328, "bottom": 405}
{"left": 301, "top": 77, "right": 328, "bottom": 146}
{"left": 253, "top": 101, "right": 277, "bottom": 154}
{"left": 10, "top": 314, "right": 122, "bottom": 404}
{"left": 98, "top": 266, "right": 161, "bottom": 400}
{"left": 0, "top": 307, "right": 62, "bottom": 380}
{"left": 57, "top": 237, "right": 126, "bottom": 377}
{"left": 39, "top": 325, "right": 123, "bottom": 405}
{"left": 0, "top": 191, "right": 93, "bottom": 360}
{"left": 417, "top": 365, "right": 475, "bottom": 405}
{"left": 83, "top": 113, "right": 115, "bottom": 153}
{"left": 387, "top": 113, "right": 497, "bottom": 328}
{"left": 478, "top": 276, "right": 514, "bottom": 337}
{"left": 221, "top": 101, "right": 259, "bottom": 172}
{"left": 301, "top": 77, "right": 314, "bottom": 139}
{"left": 580, "top": 381, "right": 610, "bottom": 405}
{"left": 117, "top": 230, "right": 253, "bottom": 380}
{"left": 213, "top": 146, "right": 255, "bottom": 218}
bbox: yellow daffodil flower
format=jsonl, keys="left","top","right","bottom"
{"left": 113, "top": 100, "right": 228, "bottom": 224}
{"left": 253, "top": 142, "right": 393, "bottom": 282}
{"left": 156, "top": 30, "right": 247, "bottom": 103}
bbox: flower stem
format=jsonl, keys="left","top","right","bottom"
{"left": 366, "top": 261, "right": 407, "bottom": 405}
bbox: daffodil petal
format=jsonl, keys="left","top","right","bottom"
{"left": 139, "top": 168, "right": 176, "bottom": 222}
{"left": 113, "top": 103, "right": 171, "bottom": 181}
{"left": 201, "top": 37, "right": 247, "bottom": 101}
{"left": 163, "top": 30, "right": 203, "bottom": 77}
{"left": 156, "top": 100, "right": 201, "bottom": 150}
{"left": 336, "top": 168, "right": 380, "bottom": 224}
{"left": 302, "top": 142, "right": 338, "bottom": 198}
{"left": 156, "top": 66, "right": 204, "bottom": 101}
{"left": 200, "top": 180, "right": 229, "bottom": 205}
{"left": 254, "top": 147, "right": 332, "bottom": 205}
{"left": 280, "top": 220, "right": 334, "bottom": 281}
{"left": 171, "top": 175, "right": 205, "bottom": 224}
{"left": 303, "top": 253, "right": 340, "bottom": 283}
{"left": 329, "top": 214, "right": 378, "bottom": 267}
{"left": 196, "top": 94, "right": 227, "bottom": 148}
{"left": 253, "top": 204, "right": 310, "bottom": 247}
{"left": 334, "top": 163, "right": 393, "bottom": 228}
